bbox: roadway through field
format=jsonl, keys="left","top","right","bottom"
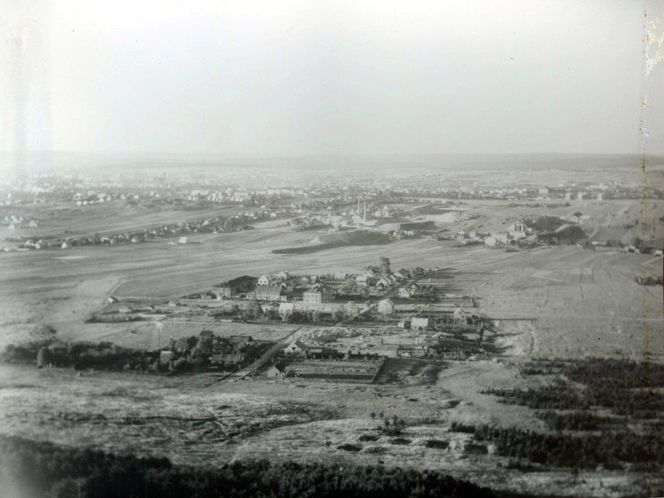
{"left": 233, "top": 327, "right": 303, "bottom": 378}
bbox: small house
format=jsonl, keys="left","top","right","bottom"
{"left": 397, "top": 287, "right": 411, "bottom": 298}
{"left": 283, "top": 340, "right": 308, "bottom": 355}
{"left": 377, "top": 298, "right": 394, "bottom": 315}
{"left": 213, "top": 286, "right": 232, "bottom": 299}
{"left": 279, "top": 302, "right": 294, "bottom": 317}
{"left": 376, "top": 276, "right": 391, "bottom": 290}
{"left": 257, "top": 274, "right": 271, "bottom": 286}
{"left": 410, "top": 317, "right": 429, "bottom": 331}
{"left": 266, "top": 363, "right": 286, "bottom": 379}
{"left": 159, "top": 350, "right": 174, "bottom": 366}
{"left": 303, "top": 290, "right": 322, "bottom": 304}
{"left": 255, "top": 285, "right": 283, "bottom": 301}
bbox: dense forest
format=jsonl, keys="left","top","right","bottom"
{"left": 0, "top": 436, "right": 494, "bottom": 498}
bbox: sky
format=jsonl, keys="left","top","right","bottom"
{"left": 2, "top": 0, "right": 663, "bottom": 158}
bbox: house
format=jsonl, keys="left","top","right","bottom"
{"left": 228, "top": 335, "right": 253, "bottom": 347}
{"left": 279, "top": 302, "right": 294, "bottom": 317}
{"left": 213, "top": 286, "right": 232, "bottom": 299}
{"left": 508, "top": 221, "right": 528, "bottom": 239}
{"left": 397, "top": 345, "right": 427, "bottom": 358}
{"left": 376, "top": 276, "right": 391, "bottom": 290}
{"left": 484, "top": 232, "right": 510, "bottom": 248}
{"left": 257, "top": 274, "right": 271, "bottom": 286}
{"left": 372, "top": 344, "right": 399, "bottom": 357}
{"left": 211, "top": 352, "right": 244, "bottom": 366}
{"left": 159, "top": 350, "right": 174, "bottom": 365}
{"left": 303, "top": 290, "right": 322, "bottom": 304}
{"left": 410, "top": 317, "right": 429, "bottom": 331}
{"left": 453, "top": 306, "right": 467, "bottom": 323}
{"left": 394, "top": 270, "right": 408, "bottom": 280}
{"left": 283, "top": 340, "right": 308, "bottom": 355}
{"left": 397, "top": 287, "right": 411, "bottom": 298}
{"left": 377, "top": 298, "right": 394, "bottom": 315}
{"left": 305, "top": 345, "right": 341, "bottom": 360}
{"left": 266, "top": 363, "right": 286, "bottom": 379}
{"left": 356, "top": 274, "right": 369, "bottom": 287}
{"left": 255, "top": 285, "right": 283, "bottom": 301}
{"left": 218, "top": 275, "right": 258, "bottom": 297}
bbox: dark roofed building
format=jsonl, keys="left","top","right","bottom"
{"left": 213, "top": 275, "right": 258, "bottom": 298}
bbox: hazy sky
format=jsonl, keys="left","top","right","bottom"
{"left": 3, "top": 0, "right": 663, "bottom": 157}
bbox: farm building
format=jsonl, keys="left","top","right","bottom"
{"left": 279, "top": 302, "right": 294, "bottom": 317}
{"left": 213, "top": 275, "right": 258, "bottom": 298}
{"left": 257, "top": 274, "right": 271, "bottom": 286}
{"left": 283, "top": 340, "right": 308, "bottom": 355}
{"left": 159, "top": 351, "right": 174, "bottom": 365}
{"left": 397, "top": 287, "right": 411, "bottom": 298}
{"left": 266, "top": 363, "right": 286, "bottom": 379}
{"left": 255, "top": 285, "right": 283, "bottom": 301}
{"left": 377, "top": 298, "right": 395, "bottom": 315}
{"left": 213, "top": 286, "right": 232, "bottom": 299}
{"left": 303, "top": 290, "right": 322, "bottom": 304}
{"left": 410, "top": 317, "right": 429, "bottom": 331}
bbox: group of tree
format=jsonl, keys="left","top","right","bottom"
{"left": 470, "top": 425, "right": 664, "bottom": 471}
{"left": 0, "top": 435, "right": 495, "bottom": 498}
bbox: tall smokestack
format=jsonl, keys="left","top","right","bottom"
{"left": 357, "top": 198, "right": 360, "bottom": 214}
{"left": 363, "top": 199, "right": 366, "bottom": 222}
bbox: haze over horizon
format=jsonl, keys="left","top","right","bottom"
{"left": 2, "top": 0, "right": 664, "bottom": 162}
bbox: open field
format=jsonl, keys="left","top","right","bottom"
{"left": 1, "top": 207, "right": 660, "bottom": 359}
{"left": 0, "top": 362, "right": 658, "bottom": 497}
{"left": 1, "top": 201, "right": 248, "bottom": 239}
{"left": 0, "top": 193, "right": 662, "bottom": 497}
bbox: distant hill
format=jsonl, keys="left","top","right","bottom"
{"left": 4, "top": 151, "right": 663, "bottom": 177}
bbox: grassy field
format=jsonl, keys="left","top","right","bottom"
{"left": 0, "top": 200, "right": 661, "bottom": 358}
{"left": 0, "top": 362, "right": 656, "bottom": 497}
{"left": 0, "top": 195, "right": 662, "bottom": 497}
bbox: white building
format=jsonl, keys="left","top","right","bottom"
{"left": 257, "top": 274, "right": 271, "bottom": 286}
{"left": 397, "top": 287, "right": 411, "bottom": 298}
{"left": 278, "top": 302, "right": 294, "bottom": 317}
{"left": 377, "top": 298, "right": 395, "bottom": 315}
{"left": 303, "top": 290, "right": 322, "bottom": 304}
{"left": 410, "top": 317, "right": 429, "bottom": 331}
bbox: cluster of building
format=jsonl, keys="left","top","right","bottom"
{"left": 9, "top": 211, "right": 263, "bottom": 252}
{"left": 440, "top": 216, "right": 588, "bottom": 249}
{"left": 202, "top": 262, "right": 482, "bottom": 332}
{"left": 2, "top": 214, "right": 38, "bottom": 230}
{"left": 210, "top": 263, "right": 428, "bottom": 319}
